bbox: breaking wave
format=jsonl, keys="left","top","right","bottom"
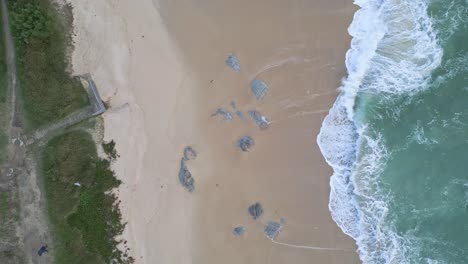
{"left": 317, "top": 0, "right": 442, "bottom": 263}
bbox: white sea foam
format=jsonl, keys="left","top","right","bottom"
{"left": 317, "top": 0, "right": 443, "bottom": 263}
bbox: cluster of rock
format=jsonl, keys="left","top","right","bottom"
{"left": 178, "top": 146, "right": 197, "bottom": 192}
{"left": 209, "top": 55, "right": 286, "bottom": 241}
{"left": 211, "top": 108, "right": 233, "bottom": 121}
{"left": 233, "top": 202, "right": 284, "bottom": 240}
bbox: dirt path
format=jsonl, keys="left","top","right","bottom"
{"left": 1, "top": 0, "right": 52, "bottom": 263}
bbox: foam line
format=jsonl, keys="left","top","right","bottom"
{"left": 316, "top": 0, "right": 443, "bottom": 262}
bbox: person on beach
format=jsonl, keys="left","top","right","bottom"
{"left": 37, "top": 245, "right": 48, "bottom": 256}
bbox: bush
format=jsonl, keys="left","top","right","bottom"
{"left": 10, "top": 2, "right": 50, "bottom": 47}
{"left": 42, "top": 131, "right": 132, "bottom": 264}
{"left": 8, "top": 0, "right": 88, "bottom": 130}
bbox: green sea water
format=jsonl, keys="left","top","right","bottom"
{"left": 318, "top": 0, "right": 468, "bottom": 263}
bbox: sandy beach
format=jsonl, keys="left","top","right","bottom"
{"left": 67, "top": 0, "right": 359, "bottom": 263}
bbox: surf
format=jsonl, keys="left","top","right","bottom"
{"left": 317, "top": 0, "right": 442, "bottom": 263}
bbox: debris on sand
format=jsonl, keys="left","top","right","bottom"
{"left": 250, "top": 79, "right": 268, "bottom": 100}
{"left": 12, "top": 137, "right": 24, "bottom": 146}
{"left": 183, "top": 146, "right": 197, "bottom": 160}
{"left": 232, "top": 226, "right": 246, "bottom": 236}
{"left": 225, "top": 54, "right": 241, "bottom": 72}
{"left": 5, "top": 168, "right": 13, "bottom": 177}
{"left": 238, "top": 136, "right": 254, "bottom": 152}
{"left": 179, "top": 146, "right": 197, "bottom": 192}
{"left": 248, "top": 110, "right": 269, "bottom": 130}
{"left": 264, "top": 221, "right": 282, "bottom": 240}
{"left": 37, "top": 245, "right": 48, "bottom": 256}
{"left": 248, "top": 202, "right": 264, "bottom": 220}
{"left": 211, "top": 108, "right": 233, "bottom": 121}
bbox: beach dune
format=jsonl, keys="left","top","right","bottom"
{"left": 68, "top": 0, "right": 359, "bottom": 263}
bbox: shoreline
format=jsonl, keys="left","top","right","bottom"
{"left": 68, "top": 0, "right": 359, "bottom": 263}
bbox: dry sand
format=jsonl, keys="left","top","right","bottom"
{"left": 67, "top": 0, "right": 359, "bottom": 263}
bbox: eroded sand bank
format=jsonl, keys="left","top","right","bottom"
{"left": 68, "top": 0, "right": 359, "bottom": 263}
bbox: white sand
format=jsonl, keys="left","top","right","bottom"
{"left": 68, "top": 0, "right": 197, "bottom": 262}
{"left": 67, "top": 0, "right": 359, "bottom": 263}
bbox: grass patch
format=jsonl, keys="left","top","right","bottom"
{"left": 42, "top": 131, "right": 133, "bottom": 264}
{"left": 0, "top": 3, "right": 8, "bottom": 164}
{"left": 0, "top": 130, "right": 8, "bottom": 163}
{"left": 0, "top": 3, "right": 6, "bottom": 106}
{"left": 8, "top": 0, "right": 88, "bottom": 130}
{"left": 0, "top": 192, "right": 8, "bottom": 222}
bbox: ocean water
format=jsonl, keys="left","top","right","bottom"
{"left": 317, "top": 0, "right": 468, "bottom": 263}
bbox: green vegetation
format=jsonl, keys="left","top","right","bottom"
{"left": 0, "top": 2, "right": 8, "bottom": 163}
{"left": 0, "top": 192, "right": 8, "bottom": 222}
{"left": 8, "top": 0, "right": 88, "bottom": 130}
{"left": 9, "top": 2, "right": 50, "bottom": 45}
{"left": 42, "top": 131, "right": 132, "bottom": 264}
{"left": 0, "top": 0, "right": 12, "bottom": 243}
{"left": 0, "top": 4, "right": 6, "bottom": 105}
{"left": 3, "top": 1, "right": 131, "bottom": 262}
{"left": 0, "top": 131, "right": 8, "bottom": 163}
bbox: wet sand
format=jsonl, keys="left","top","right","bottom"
{"left": 68, "top": 0, "right": 359, "bottom": 263}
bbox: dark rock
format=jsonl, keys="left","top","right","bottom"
{"left": 248, "top": 202, "right": 264, "bottom": 220}
{"left": 248, "top": 110, "right": 269, "bottom": 130}
{"left": 232, "top": 226, "right": 246, "bottom": 236}
{"left": 178, "top": 158, "right": 194, "bottom": 192}
{"left": 264, "top": 221, "right": 282, "bottom": 239}
{"left": 238, "top": 136, "right": 254, "bottom": 152}
{"left": 250, "top": 79, "right": 268, "bottom": 100}
{"left": 183, "top": 146, "right": 197, "bottom": 160}
{"left": 225, "top": 54, "right": 241, "bottom": 72}
{"left": 211, "top": 108, "right": 233, "bottom": 121}
{"left": 236, "top": 110, "right": 244, "bottom": 120}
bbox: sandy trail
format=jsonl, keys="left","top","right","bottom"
{"left": 0, "top": 1, "right": 51, "bottom": 263}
